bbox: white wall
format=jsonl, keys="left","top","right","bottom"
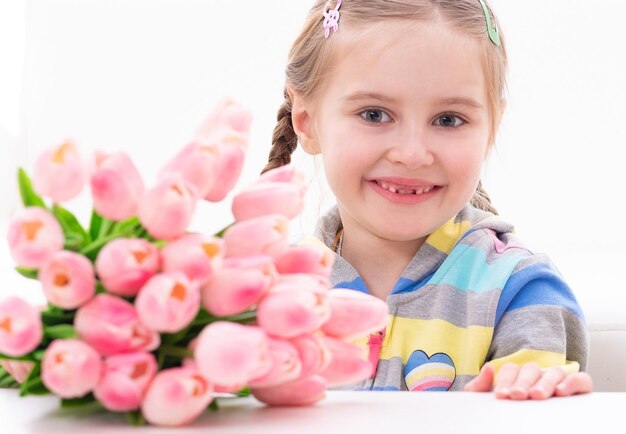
{"left": 1, "top": 0, "right": 625, "bottom": 318}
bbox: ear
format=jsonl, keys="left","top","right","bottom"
{"left": 289, "top": 89, "right": 321, "bottom": 155}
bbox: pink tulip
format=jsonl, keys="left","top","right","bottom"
{"left": 94, "top": 351, "right": 157, "bottom": 412}
{"left": 290, "top": 334, "right": 332, "bottom": 379}
{"left": 202, "top": 267, "right": 272, "bottom": 317}
{"left": 275, "top": 245, "right": 334, "bottom": 277}
{"left": 39, "top": 250, "right": 95, "bottom": 309}
{"left": 135, "top": 272, "right": 200, "bottom": 333}
{"left": 159, "top": 142, "right": 217, "bottom": 199}
{"left": 194, "top": 99, "right": 253, "bottom": 139}
{"left": 256, "top": 286, "right": 331, "bottom": 338}
{"left": 222, "top": 254, "right": 277, "bottom": 277}
{"left": 258, "top": 164, "right": 306, "bottom": 185}
{"left": 223, "top": 214, "right": 289, "bottom": 258}
{"left": 232, "top": 182, "right": 305, "bottom": 222}
{"left": 139, "top": 174, "right": 197, "bottom": 240}
{"left": 41, "top": 339, "right": 102, "bottom": 398}
{"left": 33, "top": 139, "right": 86, "bottom": 203}
{"left": 95, "top": 238, "right": 159, "bottom": 297}
{"left": 193, "top": 99, "right": 252, "bottom": 202}
{"left": 161, "top": 234, "right": 224, "bottom": 285}
{"left": 248, "top": 337, "right": 302, "bottom": 389}
{"left": 203, "top": 142, "right": 245, "bottom": 202}
{"left": 273, "top": 273, "right": 330, "bottom": 293}
{"left": 251, "top": 375, "right": 326, "bottom": 407}
{"left": 75, "top": 294, "right": 160, "bottom": 356}
{"left": 318, "top": 336, "right": 372, "bottom": 387}
{"left": 90, "top": 151, "right": 144, "bottom": 221}
{"left": 6, "top": 206, "right": 64, "bottom": 269}
{"left": 142, "top": 367, "right": 213, "bottom": 427}
{"left": 0, "top": 297, "right": 43, "bottom": 357}
{"left": 194, "top": 322, "right": 272, "bottom": 387}
{"left": 321, "top": 289, "right": 389, "bottom": 341}
{"left": 0, "top": 360, "right": 34, "bottom": 384}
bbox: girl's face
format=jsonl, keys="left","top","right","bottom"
{"left": 296, "top": 20, "right": 496, "bottom": 243}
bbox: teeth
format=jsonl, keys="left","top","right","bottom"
{"left": 376, "top": 181, "right": 434, "bottom": 195}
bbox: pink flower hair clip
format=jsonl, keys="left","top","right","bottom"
{"left": 323, "top": 0, "right": 343, "bottom": 39}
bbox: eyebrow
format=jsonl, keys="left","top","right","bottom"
{"left": 342, "top": 92, "right": 484, "bottom": 110}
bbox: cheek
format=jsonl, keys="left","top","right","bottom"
{"left": 440, "top": 142, "right": 487, "bottom": 188}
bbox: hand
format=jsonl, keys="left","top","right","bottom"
{"left": 463, "top": 362, "right": 593, "bottom": 400}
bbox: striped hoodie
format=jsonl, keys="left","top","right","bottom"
{"left": 313, "top": 204, "right": 588, "bottom": 391}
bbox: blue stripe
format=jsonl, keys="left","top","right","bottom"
{"left": 495, "top": 262, "right": 585, "bottom": 324}
{"left": 391, "top": 273, "right": 433, "bottom": 295}
{"left": 333, "top": 277, "right": 369, "bottom": 294}
{"left": 430, "top": 244, "right": 526, "bottom": 293}
{"left": 371, "top": 386, "right": 401, "bottom": 391}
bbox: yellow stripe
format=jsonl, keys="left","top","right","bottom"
{"left": 406, "top": 367, "right": 456, "bottom": 385}
{"left": 425, "top": 218, "right": 473, "bottom": 254}
{"left": 488, "top": 349, "right": 580, "bottom": 376}
{"left": 379, "top": 317, "right": 493, "bottom": 376}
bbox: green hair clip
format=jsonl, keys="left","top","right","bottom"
{"left": 478, "top": 0, "right": 501, "bottom": 46}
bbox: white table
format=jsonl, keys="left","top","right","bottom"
{"left": 1, "top": 389, "right": 624, "bottom": 433}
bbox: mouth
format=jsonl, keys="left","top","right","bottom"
{"left": 373, "top": 180, "right": 438, "bottom": 196}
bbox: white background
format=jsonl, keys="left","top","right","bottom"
{"left": 1, "top": 0, "right": 625, "bottom": 318}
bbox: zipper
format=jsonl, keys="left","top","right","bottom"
{"left": 367, "top": 327, "right": 386, "bottom": 377}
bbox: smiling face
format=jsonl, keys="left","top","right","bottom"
{"left": 294, "top": 19, "right": 498, "bottom": 244}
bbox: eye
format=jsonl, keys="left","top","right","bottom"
{"left": 360, "top": 108, "right": 392, "bottom": 123}
{"left": 434, "top": 114, "right": 465, "bottom": 128}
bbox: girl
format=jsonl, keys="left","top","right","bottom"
{"left": 262, "top": 0, "right": 592, "bottom": 399}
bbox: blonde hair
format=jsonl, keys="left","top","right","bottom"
{"left": 263, "top": 0, "right": 507, "bottom": 214}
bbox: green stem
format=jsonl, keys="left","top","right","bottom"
{"left": 191, "top": 311, "right": 257, "bottom": 327}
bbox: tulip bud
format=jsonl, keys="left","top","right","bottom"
{"left": 161, "top": 233, "right": 224, "bottom": 285}
{"left": 142, "top": 367, "right": 213, "bottom": 427}
{"left": 201, "top": 267, "right": 271, "bottom": 317}
{"left": 223, "top": 214, "right": 289, "bottom": 258}
{"left": 7, "top": 206, "right": 64, "bottom": 269}
{"left": 94, "top": 351, "right": 157, "bottom": 412}
{"left": 248, "top": 337, "right": 302, "bottom": 389}
{"left": 232, "top": 182, "right": 305, "bottom": 222}
{"left": 41, "top": 339, "right": 102, "bottom": 398}
{"left": 194, "top": 322, "right": 272, "bottom": 387}
{"left": 75, "top": 294, "right": 160, "bottom": 356}
{"left": 321, "top": 289, "right": 389, "bottom": 341}
{"left": 318, "top": 336, "right": 372, "bottom": 387}
{"left": 139, "top": 174, "right": 197, "bottom": 240}
{"left": 90, "top": 151, "right": 144, "bottom": 221}
{"left": 0, "top": 297, "right": 43, "bottom": 357}
{"left": 256, "top": 287, "right": 330, "bottom": 338}
{"left": 159, "top": 142, "right": 217, "bottom": 199}
{"left": 95, "top": 238, "right": 159, "bottom": 297}
{"left": 33, "top": 139, "right": 86, "bottom": 203}
{"left": 135, "top": 272, "right": 201, "bottom": 333}
{"left": 203, "top": 142, "right": 245, "bottom": 202}
{"left": 39, "top": 250, "right": 95, "bottom": 309}
{"left": 251, "top": 375, "right": 326, "bottom": 407}
{"left": 290, "top": 334, "right": 332, "bottom": 379}
{"left": 274, "top": 245, "right": 334, "bottom": 278}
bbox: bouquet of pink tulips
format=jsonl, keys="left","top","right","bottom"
{"left": 0, "top": 100, "right": 388, "bottom": 427}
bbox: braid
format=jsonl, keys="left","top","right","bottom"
{"left": 470, "top": 180, "right": 498, "bottom": 215}
{"left": 261, "top": 89, "right": 299, "bottom": 175}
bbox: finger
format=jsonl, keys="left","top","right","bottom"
{"left": 464, "top": 363, "right": 495, "bottom": 392}
{"left": 510, "top": 363, "right": 542, "bottom": 400}
{"left": 494, "top": 363, "right": 519, "bottom": 399}
{"left": 528, "top": 366, "right": 566, "bottom": 400}
{"left": 555, "top": 372, "right": 593, "bottom": 397}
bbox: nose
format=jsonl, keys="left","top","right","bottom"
{"left": 386, "top": 126, "right": 435, "bottom": 169}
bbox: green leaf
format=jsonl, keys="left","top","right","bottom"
{"left": 41, "top": 306, "right": 74, "bottom": 326}
{"left": 19, "top": 363, "right": 50, "bottom": 397}
{"left": 208, "top": 400, "right": 219, "bottom": 412}
{"left": 17, "top": 168, "right": 46, "bottom": 208}
{"left": 52, "top": 204, "right": 91, "bottom": 249}
{"left": 63, "top": 232, "right": 85, "bottom": 252}
{"left": 0, "top": 365, "right": 20, "bottom": 389}
{"left": 15, "top": 266, "right": 38, "bottom": 279}
{"left": 125, "top": 410, "right": 146, "bottom": 426}
{"left": 43, "top": 324, "right": 77, "bottom": 340}
{"left": 214, "top": 223, "right": 234, "bottom": 238}
{"left": 88, "top": 210, "right": 103, "bottom": 241}
{"left": 61, "top": 393, "right": 97, "bottom": 409}
{"left": 235, "top": 386, "right": 251, "bottom": 398}
{"left": 113, "top": 216, "right": 140, "bottom": 236}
